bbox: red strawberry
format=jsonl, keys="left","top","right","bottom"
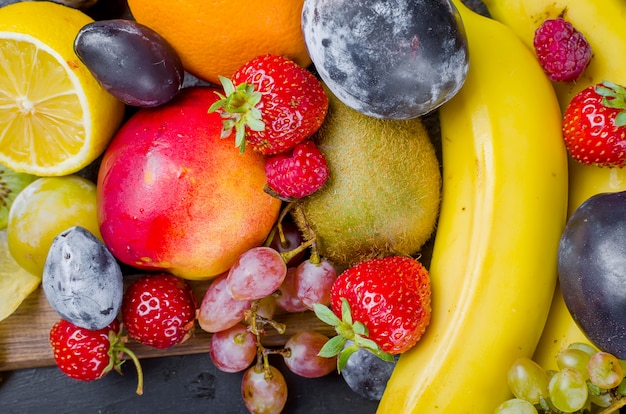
{"left": 49, "top": 318, "right": 144, "bottom": 394}
{"left": 264, "top": 140, "right": 329, "bottom": 200}
{"left": 562, "top": 81, "right": 626, "bottom": 167}
{"left": 121, "top": 273, "right": 197, "bottom": 349}
{"left": 533, "top": 18, "right": 591, "bottom": 82}
{"left": 208, "top": 54, "right": 329, "bottom": 155}
{"left": 314, "top": 256, "right": 431, "bottom": 370}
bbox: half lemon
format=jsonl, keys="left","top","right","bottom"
{"left": 0, "top": 1, "right": 125, "bottom": 176}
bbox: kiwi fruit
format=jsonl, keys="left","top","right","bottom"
{"left": 0, "top": 164, "right": 37, "bottom": 230}
{"left": 292, "top": 87, "right": 441, "bottom": 269}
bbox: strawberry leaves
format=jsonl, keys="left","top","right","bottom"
{"left": 595, "top": 81, "right": 626, "bottom": 127}
{"left": 314, "top": 298, "right": 394, "bottom": 372}
{"left": 209, "top": 75, "right": 265, "bottom": 153}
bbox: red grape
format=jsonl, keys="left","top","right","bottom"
{"left": 241, "top": 364, "right": 288, "bottom": 414}
{"left": 256, "top": 295, "right": 277, "bottom": 320}
{"left": 294, "top": 258, "right": 337, "bottom": 310}
{"left": 227, "top": 247, "right": 287, "bottom": 301}
{"left": 197, "top": 273, "right": 252, "bottom": 333}
{"left": 275, "top": 267, "right": 308, "bottom": 313}
{"left": 209, "top": 323, "right": 257, "bottom": 373}
{"left": 284, "top": 330, "right": 337, "bottom": 378}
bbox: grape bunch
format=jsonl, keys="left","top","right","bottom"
{"left": 197, "top": 215, "right": 340, "bottom": 413}
{"left": 495, "top": 342, "right": 626, "bottom": 413}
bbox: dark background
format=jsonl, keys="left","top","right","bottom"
{"left": 0, "top": 352, "right": 379, "bottom": 413}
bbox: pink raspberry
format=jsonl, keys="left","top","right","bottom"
{"left": 533, "top": 18, "right": 591, "bottom": 82}
{"left": 264, "top": 140, "right": 329, "bottom": 200}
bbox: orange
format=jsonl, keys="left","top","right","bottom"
{"left": 127, "top": 0, "right": 312, "bottom": 85}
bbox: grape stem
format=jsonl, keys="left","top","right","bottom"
{"left": 245, "top": 300, "right": 290, "bottom": 379}
{"left": 290, "top": 202, "right": 322, "bottom": 264}
{"left": 599, "top": 396, "right": 626, "bottom": 414}
{"left": 263, "top": 202, "right": 319, "bottom": 264}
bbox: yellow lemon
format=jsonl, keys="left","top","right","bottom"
{"left": 0, "top": 1, "right": 125, "bottom": 176}
{"left": 0, "top": 229, "right": 40, "bottom": 322}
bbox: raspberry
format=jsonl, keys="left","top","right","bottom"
{"left": 264, "top": 140, "right": 329, "bottom": 200}
{"left": 533, "top": 18, "right": 591, "bottom": 82}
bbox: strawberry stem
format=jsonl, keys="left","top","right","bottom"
{"left": 121, "top": 346, "right": 144, "bottom": 396}
{"left": 208, "top": 75, "right": 265, "bottom": 153}
{"left": 111, "top": 329, "right": 144, "bottom": 396}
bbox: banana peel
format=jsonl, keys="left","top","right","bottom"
{"left": 377, "top": 0, "right": 568, "bottom": 411}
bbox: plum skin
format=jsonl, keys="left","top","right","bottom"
{"left": 558, "top": 190, "right": 626, "bottom": 359}
{"left": 301, "top": 0, "right": 469, "bottom": 120}
{"left": 42, "top": 226, "right": 123, "bottom": 331}
{"left": 74, "top": 19, "right": 184, "bottom": 107}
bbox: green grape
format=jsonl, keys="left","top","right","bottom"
{"left": 587, "top": 351, "right": 624, "bottom": 390}
{"left": 567, "top": 342, "right": 596, "bottom": 355}
{"left": 556, "top": 348, "right": 591, "bottom": 380}
{"left": 507, "top": 357, "right": 549, "bottom": 404}
{"left": 588, "top": 391, "right": 612, "bottom": 408}
{"left": 548, "top": 367, "right": 588, "bottom": 412}
{"left": 494, "top": 398, "right": 538, "bottom": 414}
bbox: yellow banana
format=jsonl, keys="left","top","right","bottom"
{"left": 377, "top": 0, "right": 568, "bottom": 412}
{"left": 532, "top": 281, "right": 591, "bottom": 371}
{"left": 533, "top": 160, "right": 626, "bottom": 370}
{"left": 483, "top": 0, "right": 626, "bottom": 371}
{"left": 482, "top": 0, "right": 626, "bottom": 112}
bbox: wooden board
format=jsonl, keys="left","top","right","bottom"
{"left": 0, "top": 280, "right": 334, "bottom": 371}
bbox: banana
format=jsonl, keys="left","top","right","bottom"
{"left": 482, "top": 0, "right": 626, "bottom": 372}
{"left": 533, "top": 160, "right": 626, "bottom": 370}
{"left": 377, "top": 0, "right": 568, "bottom": 412}
{"left": 481, "top": 0, "right": 626, "bottom": 112}
{"left": 532, "top": 281, "right": 591, "bottom": 371}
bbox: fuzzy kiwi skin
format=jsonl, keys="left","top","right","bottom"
{"left": 0, "top": 165, "right": 37, "bottom": 230}
{"left": 293, "top": 88, "right": 441, "bottom": 269}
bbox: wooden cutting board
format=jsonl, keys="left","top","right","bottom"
{"left": 0, "top": 280, "right": 333, "bottom": 371}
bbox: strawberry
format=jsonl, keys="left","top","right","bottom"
{"left": 121, "top": 273, "right": 197, "bottom": 349}
{"left": 562, "top": 81, "right": 626, "bottom": 167}
{"left": 49, "top": 318, "right": 144, "bottom": 394}
{"left": 264, "top": 140, "right": 329, "bottom": 200}
{"left": 533, "top": 18, "right": 591, "bottom": 82}
{"left": 314, "top": 256, "right": 431, "bottom": 370}
{"left": 208, "top": 54, "right": 329, "bottom": 155}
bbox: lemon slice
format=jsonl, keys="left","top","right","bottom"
{"left": 0, "top": 229, "right": 40, "bottom": 322}
{"left": 0, "top": 1, "right": 125, "bottom": 176}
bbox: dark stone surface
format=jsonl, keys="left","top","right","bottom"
{"left": 0, "top": 353, "right": 379, "bottom": 413}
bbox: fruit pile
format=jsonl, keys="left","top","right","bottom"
{"left": 0, "top": 0, "right": 440, "bottom": 410}
{"left": 2, "top": 0, "right": 626, "bottom": 413}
